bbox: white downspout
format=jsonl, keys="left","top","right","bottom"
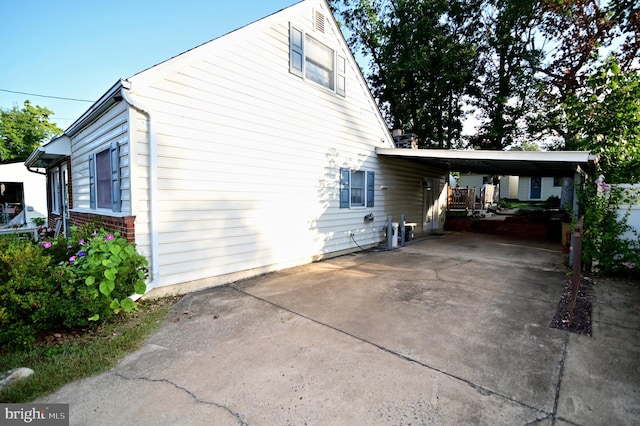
{"left": 119, "top": 88, "right": 160, "bottom": 293}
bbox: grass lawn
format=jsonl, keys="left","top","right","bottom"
{"left": 0, "top": 296, "right": 180, "bottom": 403}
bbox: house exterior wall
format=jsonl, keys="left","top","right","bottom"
{"left": 45, "top": 158, "right": 71, "bottom": 231}
{"left": 518, "top": 177, "right": 562, "bottom": 201}
{"left": 70, "top": 103, "right": 130, "bottom": 214}
{"left": 0, "top": 162, "right": 47, "bottom": 226}
{"left": 64, "top": 0, "right": 445, "bottom": 295}
{"left": 459, "top": 174, "right": 563, "bottom": 202}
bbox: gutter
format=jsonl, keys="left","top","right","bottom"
{"left": 119, "top": 87, "right": 160, "bottom": 294}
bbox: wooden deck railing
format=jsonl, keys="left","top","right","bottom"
{"left": 448, "top": 186, "right": 476, "bottom": 211}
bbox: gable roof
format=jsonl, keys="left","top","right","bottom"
{"left": 56, "top": 0, "right": 395, "bottom": 148}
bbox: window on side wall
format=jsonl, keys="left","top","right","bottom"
{"left": 289, "top": 24, "right": 346, "bottom": 96}
{"left": 88, "top": 142, "right": 121, "bottom": 212}
{"left": 340, "top": 168, "right": 374, "bottom": 208}
{"left": 50, "top": 169, "right": 61, "bottom": 214}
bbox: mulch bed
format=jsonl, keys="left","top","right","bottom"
{"left": 550, "top": 277, "right": 593, "bottom": 336}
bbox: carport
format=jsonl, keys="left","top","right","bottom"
{"left": 376, "top": 148, "right": 597, "bottom": 238}
{"left": 376, "top": 148, "right": 597, "bottom": 180}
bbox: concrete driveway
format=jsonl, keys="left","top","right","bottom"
{"left": 38, "top": 233, "right": 640, "bottom": 425}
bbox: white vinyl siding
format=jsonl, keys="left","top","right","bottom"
{"left": 70, "top": 103, "right": 130, "bottom": 215}
{"left": 518, "top": 177, "right": 563, "bottom": 201}
{"left": 90, "top": 1, "right": 444, "bottom": 292}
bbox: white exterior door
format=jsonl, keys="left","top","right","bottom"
{"left": 423, "top": 178, "right": 438, "bottom": 232}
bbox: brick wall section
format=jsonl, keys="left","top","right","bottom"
{"left": 445, "top": 216, "right": 549, "bottom": 240}
{"left": 69, "top": 212, "right": 137, "bottom": 243}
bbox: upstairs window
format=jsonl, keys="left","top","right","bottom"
{"left": 289, "top": 24, "right": 346, "bottom": 96}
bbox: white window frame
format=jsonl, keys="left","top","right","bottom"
{"left": 50, "top": 168, "right": 61, "bottom": 214}
{"left": 350, "top": 170, "right": 366, "bottom": 207}
{"left": 340, "top": 168, "right": 374, "bottom": 208}
{"left": 290, "top": 24, "right": 346, "bottom": 96}
{"left": 88, "top": 142, "right": 121, "bottom": 212}
{"left": 95, "top": 148, "right": 112, "bottom": 209}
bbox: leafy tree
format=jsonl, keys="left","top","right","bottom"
{"left": 510, "top": 140, "right": 541, "bottom": 151}
{"left": 470, "top": 0, "right": 542, "bottom": 150}
{"left": 563, "top": 59, "right": 640, "bottom": 184}
{"left": 330, "top": 0, "right": 482, "bottom": 148}
{"left": 532, "top": 0, "right": 639, "bottom": 149}
{"left": 0, "top": 101, "right": 62, "bottom": 163}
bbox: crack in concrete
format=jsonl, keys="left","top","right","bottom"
{"left": 230, "top": 284, "right": 551, "bottom": 420}
{"left": 550, "top": 333, "right": 570, "bottom": 426}
{"left": 111, "top": 371, "right": 247, "bottom": 426}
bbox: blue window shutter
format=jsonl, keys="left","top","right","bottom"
{"left": 290, "top": 24, "right": 304, "bottom": 77}
{"left": 340, "top": 168, "right": 350, "bottom": 208}
{"left": 110, "top": 142, "right": 121, "bottom": 212}
{"left": 88, "top": 154, "right": 96, "bottom": 209}
{"left": 366, "top": 171, "right": 375, "bottom": 207}
{"left": 336, "top": 55, "right": 346, "bottom": 97}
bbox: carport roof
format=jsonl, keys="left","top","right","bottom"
{"left": 376, "top": 148, "right": 597, "bottom": 177}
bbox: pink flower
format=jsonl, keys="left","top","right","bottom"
{"left": 624, "top": 261, "right": 634, "bottom": 268}
{"left": 42, "top": 241, "right": 52, "bottom": 249}
{"left": 79, "top": 239, "right": 85, "bottom": 245}
{"left": 595, "top": 178, "right": 611, "bottom": 192}
{"left": 69, "top": 255, "right": 76, "bottom": 262}
{"left": 105, "top": 234, "right": 114, "bottom": 241}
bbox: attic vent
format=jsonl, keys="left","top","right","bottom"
{"left": 314, "top": 10, "right": 325, "bottom": 33}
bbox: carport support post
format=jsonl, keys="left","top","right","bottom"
{"left": 569, "top": 171, "right": 582, "bottom": 267}
{"left": 400, "top": 214, "right": 406, "bottom": 246}
{"left": 387, "top": 216, "right": 393, "bottom": 250}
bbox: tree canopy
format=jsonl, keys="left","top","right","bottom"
{"left": 0, "top": 101, "right": 62, "bottom": 163}
{"left": 563, "top": 59, "right": 640, "bottom": 183}
{"left": 329, "top": 0, "right": 640, "bottom": 157}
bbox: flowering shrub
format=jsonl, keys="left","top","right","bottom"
{"left": 581, "top": 176, "right": 640, "bottom": 277}
{"left": 59, "top": 227, "right": 148, "bottom": 321}
{"left": 0, "top": 224, "right": 148, "bottom": 348}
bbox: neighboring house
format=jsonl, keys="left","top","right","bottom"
{"left": 26, "top": 0, "right": 448, "bottom": 297}
{"left": 459, "top": 174, "right": 563, "bottom": 202}
{"left": 24, "top": 135, "right": 72, "bottom": 234}
{"left": 0, "top": 162, "right": 47, "bottom": 227}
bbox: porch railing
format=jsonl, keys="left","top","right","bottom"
{"left": 448, "top": 186, "right": 476, "bottom": 211}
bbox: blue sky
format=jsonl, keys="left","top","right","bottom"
{"left": 0, "top": 0, "right": 298, "bottom": 130}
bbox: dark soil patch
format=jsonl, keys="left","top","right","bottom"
{"left": 550, "top": 277, "right": 593, "bottom": 336}
{"left": 33, "top": 295, "right": 183, "bottom": 349}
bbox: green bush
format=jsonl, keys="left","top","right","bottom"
{"left": 580, "top": 178, "right": 640, "bottom": 277}
{"left": 0, "top": 226, "right": 149, "bottom": 349}
{"left": 0, "top": 237, "right": 60, "bottom": 348}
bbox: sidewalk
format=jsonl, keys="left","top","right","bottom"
{"left": 37, "top": 233, "right": 640, "bottom": 425}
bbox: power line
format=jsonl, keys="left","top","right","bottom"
{"left": 0, "top": 88, "right": 93, "bottom": 103}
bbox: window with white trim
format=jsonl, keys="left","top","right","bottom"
{"left": 289, "top": 23, "right": 346, "bottom": 96}
{"left": 340, "top": 168, "right": 374, "bottom": 208}
{"left": 50, "top": 169, "right": 61, "bottom": 214}
{"left": 88, "top": 142, "right": 121, "bottom": 212}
